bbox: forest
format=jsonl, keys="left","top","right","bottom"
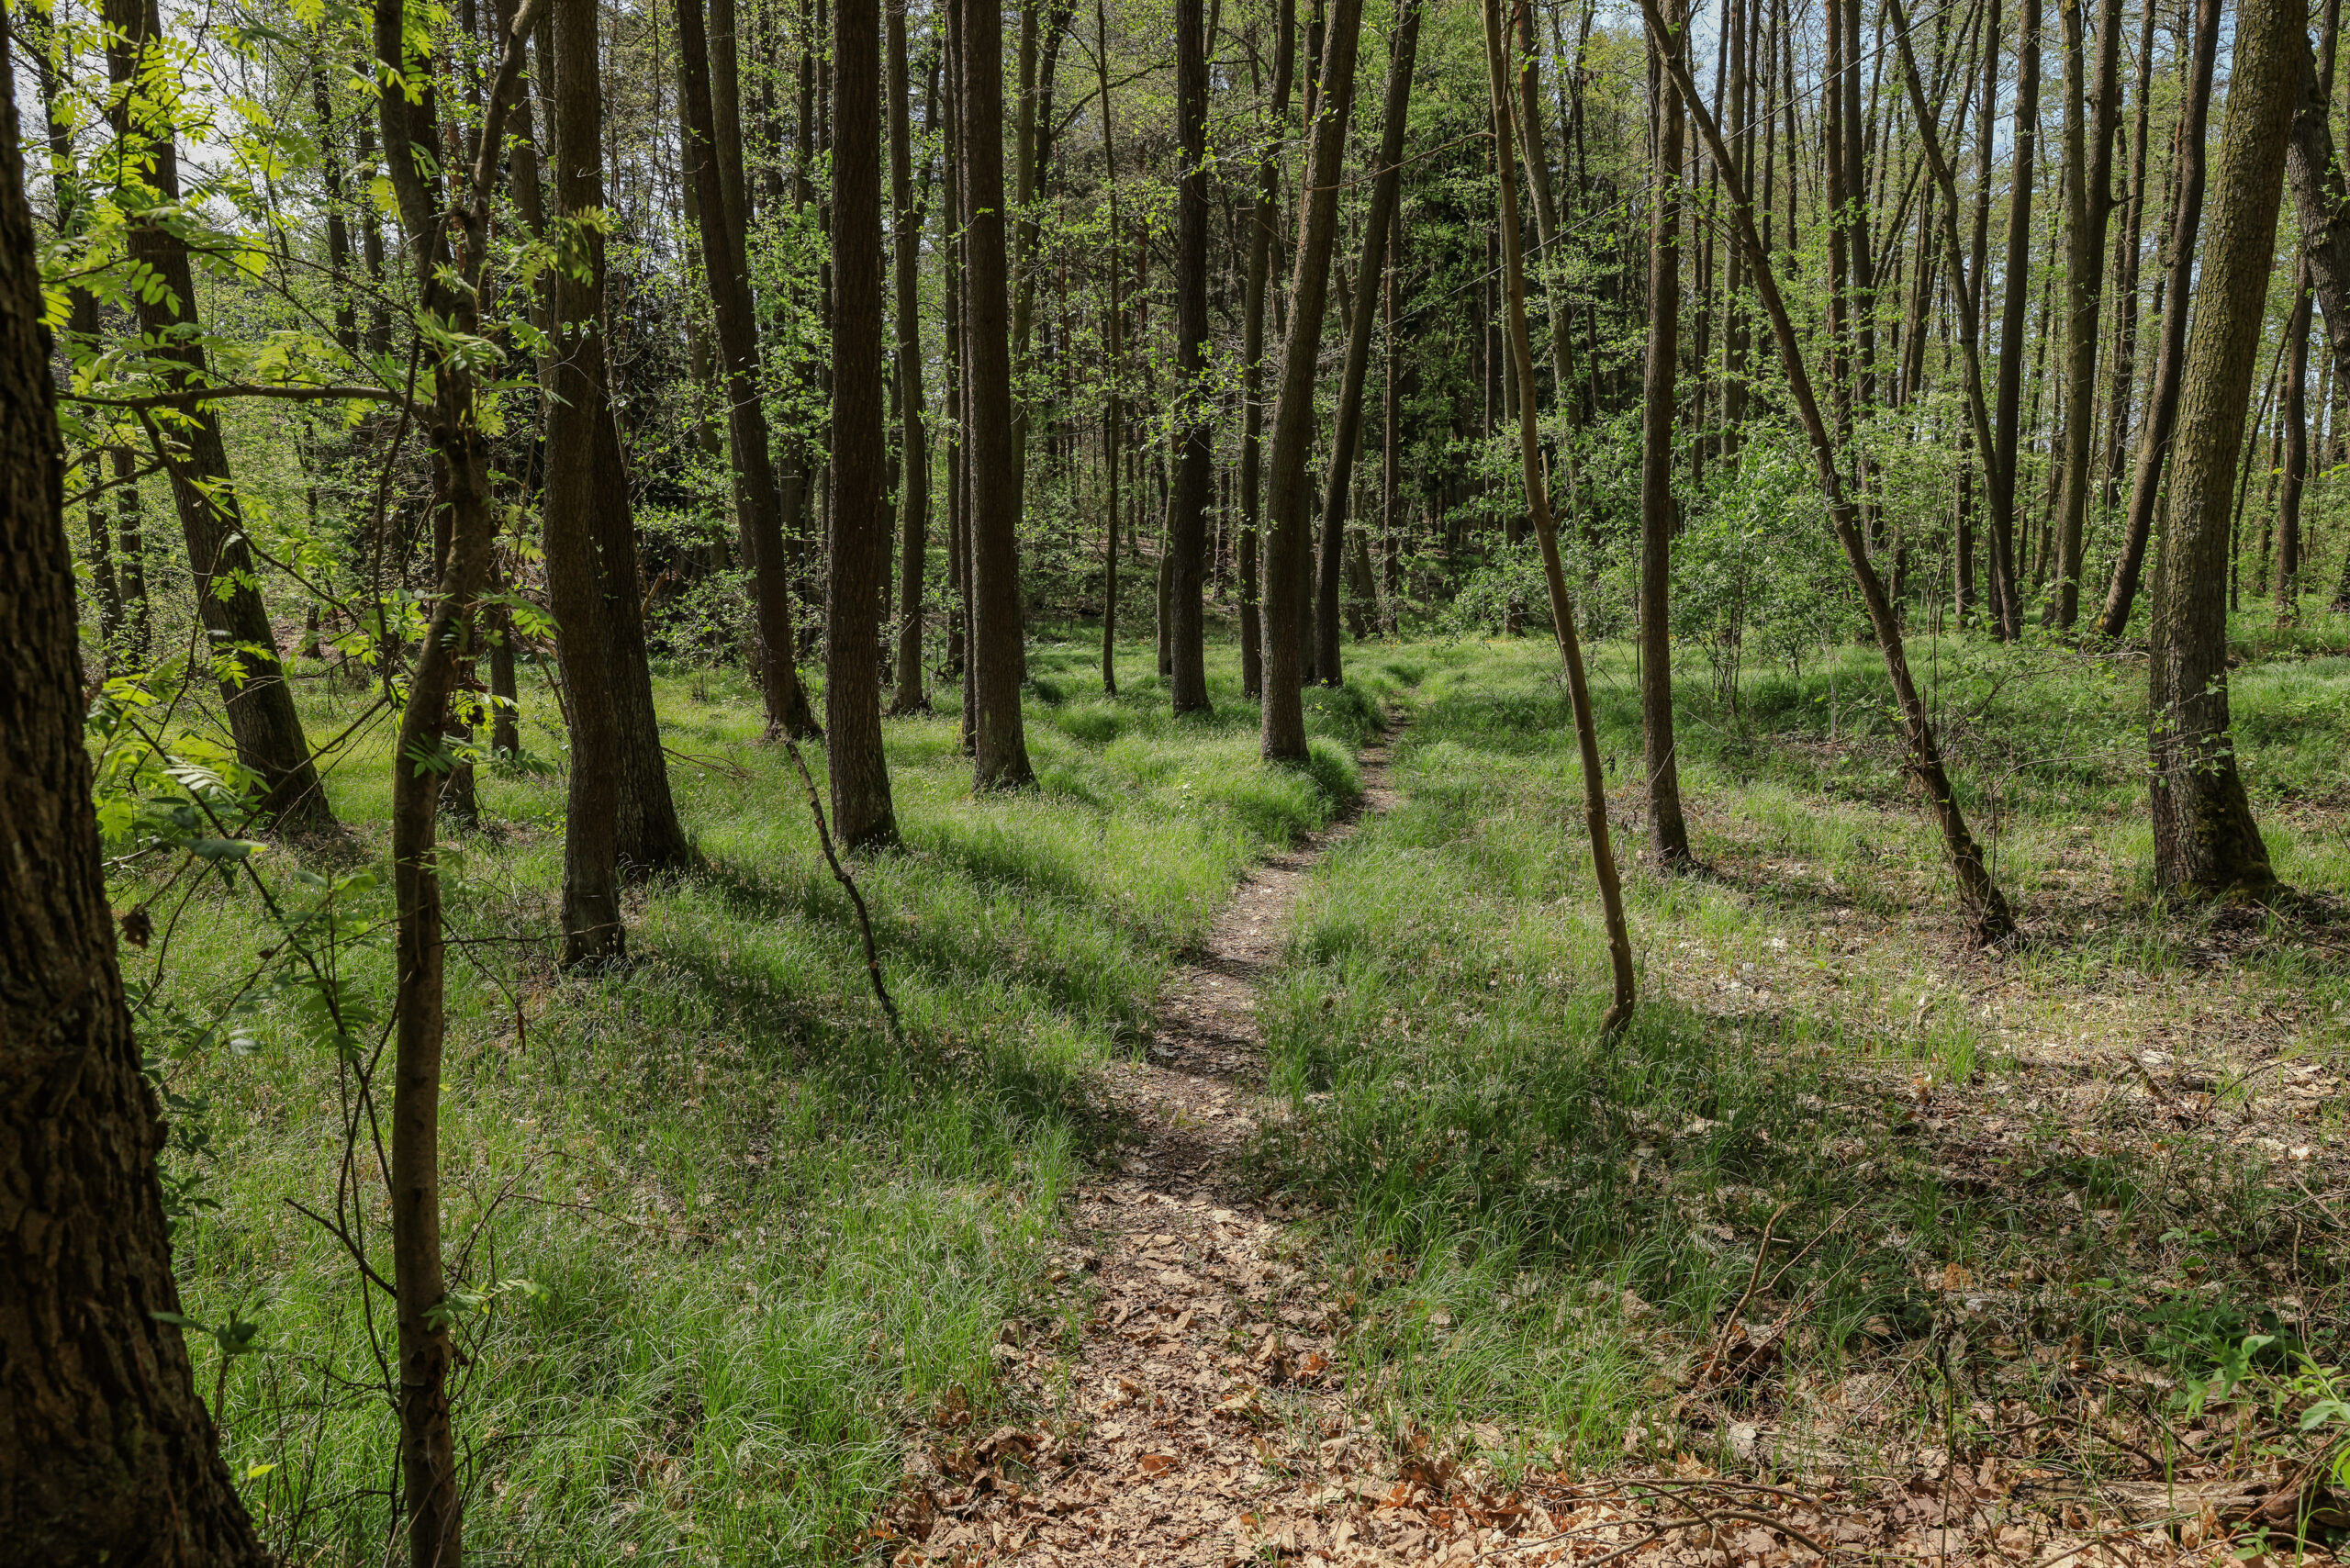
{"left": 6, "top": 0, "right": 2350, "bottom": 1558}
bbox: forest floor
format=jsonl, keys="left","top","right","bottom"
{"left": 144, "top": 625, "right": 2350, "bottom": 1567}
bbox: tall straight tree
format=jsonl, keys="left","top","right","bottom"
{"left": 828, "top": 0, "right": 899, "bottom": 844}
{"left": 545, "top": 0, "right": 628, "bottom": 963}
{"left": 1313, "top": 0, "right": 1422, "bottom": 688}
{"left": 677, "top": 0, "right": 819, "bottom": 739}
{"left": 2278, "top": 266, "right": 2313, "bottom": 618}
{"left": 888, "top": 0, "right": 931, "bottom": 715}
{"left": 1165, "top": 0, "right": 1214, "bottom": 712}
{"left": 102, "top": 0, "right": 333, "bottom": 829}
{"left": 1260, "top": 0, "right": 1365, "bottom": 762}
{"left": 1639, "top": 0, "right": 1692, "bottom": 868}
{"left": 1237, "top": 0, "right": 1296, "bottom": 700}
{"left": 955, "top": 0, "right": 1035, "bottom": 788}
{"left": 1095, "top": 0, "right": 1125, "bottom": 695}
{"left": 2148, "top": 0, "right": 2291, "bottom": 900}
{"left": 1988, "top": 0, "right": 2042, "bottom": 638}
{"left": 1640, "top": 0, "right": 2017, "bottom": 941}
{"left": 0, "top": 29, "right": 270, "bottom": 1560}
{"left": 1482, "top": 0, "right": 1636, "bottom": 1031}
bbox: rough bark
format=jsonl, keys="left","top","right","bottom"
{"left": 0, "top": 33, "right": 270, "bottom": 1560}
{"left": 828, "top": 0, "right": 899, "bottom": 846}
{"left": 546, "top": 0, "right": 628, "bottom": 965}
{"left": 1260, "top": 0, "right": 1364, "bottom": 762}
{"left": 2147, "top": 0, "right": 2289, "bottom": 901}
{"left": 1313, "top": 0, "right": 1421, "bottom": 689}
{"left": 1237, "top": 0, "right": 1295, "bottom": 701}
{"left": 1166, "top": 0, "right": 1214, "bottom": 712}
{"left": 889, "top": 0, "right": 931, "bottom": 715}
{"left": 956, "top": 0, "right": 1035, "bottom": 788}
{"left": 1640, "top": 0, "right": 1692, "bottom": 868}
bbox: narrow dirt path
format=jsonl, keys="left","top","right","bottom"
{"left": 895, "top": 727, "right": 1427, "bottom": 1565}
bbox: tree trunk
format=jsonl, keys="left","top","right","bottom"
{"left": 1237, "top": 0, "right": 1295, "bottom": 700}
{"left": 827, "top": 0, "right": 899, "bottom": 846}
{"left": 547, "top": 0, "right": 628, "bottom": 965}
{"left": 1260, "top": 0, "right": 1364, "bottom": 762}
{"left": 1095, "top": 0, "right": 1125, "bottom": 695}
{"left": 955, "top": 0, "right": 1035, "bottom": 788}
{"left": 373, "top": 2, "right": 540, "bottom": 1560}
{"left": 1989, "top": 0, "right": 2041, "bottom": 638}
{"left": 2098, "top": 0, "right": 2218, "bottom": 638}
{"left": 103, "top": 0, "right": 332, "bottom": 831}
{"left": 2284, "top": 20, "right": 2350, "bottom": 419}
{"left": 2279, "top": 263, "right": 2312, "bottom": 621}
{"left": 2046, "top": 0, "right": 2122, "bottom": 629}
{"left": 1640, "top": 0, "right": 1692, "bottom": 868}
{"left": 1313, "top": 0, "right": 1422, "bottom": 689}
{"left": 2148, "top": 0, "right": 2289, "bottom": 901}
{"left": 0, "top": 38, "right": 271, "bottom": 1559}
{"left": 889, "top": 0, "right": 931, "bottom": 715}
{"left": 1166, "top": 0, "right": 1214, "bottom": 712}
{"left": 1482, "top": 0, "right": 1636, "bottom": 1031}
{"left": 678, "top": 0, "right": 819, "bottom": 742}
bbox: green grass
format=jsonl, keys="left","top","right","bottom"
{"left": 1248, "top": 630, "right": 2350, "bottom": 1473}
{"left": 140, "top": 633, "right": 1372, "bottom": 1565}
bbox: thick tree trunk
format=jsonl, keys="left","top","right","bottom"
{"left": 955, "top": 0, "right": 1035, "bottom": 788}
{"left": 1166, "top": 0, "right": 1214, "bottom": 712}
{"left": 1482, "top": 0, "right": 1636, "bottom": 1031}
{"left": 546, "top": 0, "right": 627, "bottom": 965}
{"left": 828, "top": 0, "right": 899, "bottom": 846}
{"left": 1640, "top": 0, "right": 1692, "bottom": 868}
{"left": 0, "top": 39, "right": 270, "bottom": 1561}
{"left": 2098, "top": 0, "right": 2218, "bottom": 638}
{"left": 1260, "top": 0, "right": 1364, "bottom": 762}
{"left": 1313, "top": 0, "right": 1420, "bottom": 689}
{"left": 889, "top": 0, "right": 931, "bottom": 715}
{"left": 103, "top": 0, "right": 332, "bottom": 831}
{"left": 2148, "top": 0, "right": 2289, "bottom": 901}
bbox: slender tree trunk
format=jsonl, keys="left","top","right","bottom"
{"left": 1237, "top": 0, "right": 1295, "bottom": 700}
{"left": 1483, "top": 0, "right": 1636, "bottom": 1030}
{"left": 1642, "top": 0, "right": 2017, "bottom": 941}
{"left": 2280, "top": 263, "right": 2312, "bottom": 621}
{"left": 2149, "top": 0, "right": 2289, "bottom": 901}
{"left": 2098, "top": 0, "right": 2158, "bottom": 520}
{"left": 1640, "top": 0, "right": 1692, "bottom": 867}
{"left": 0, "top": 36, "right": 271, "bottom": 1558}
{"left": 547, "top": 0, "right": 627, "bottom": 964}
{"left": 2099, "top": 0, "right": 2218, "bottom": 637}
{"left": 1166, "top": 0, "right": 1214, "bottom": 711}
{"left": 1989, "top": 0, "right": 2041, "bottom": 638}
{"left": 2046, "top": 0, "right": 2122, "bottom": 629}
{"left": 103, "top": 0, "right": 332, "bottom": 830}
{"left": 2285, "top": 15, "right": 2350, "bottom": 413}
{"left": 373, "top": 4, "right": 540, "bottom": 1561}
{"left": 1260, "top": 0, "right": 1364, "bottom": 761}
{"left": 956, "top": 0, "right": 1035, "bottom": 787}
{"left": 679, "top": 0, "right": 818, "bottom": 741}
{"left": 1314, "top": 0, "right": 1422, "bottom": 687}
{"left": 827, "top": 0, "right": 898, "bottom": 845}
{"left": 1096, "top": 0, "right": 1124, "bottom": 695}
{"left": 889, "top": 0, "right": 931, "bottom": 714}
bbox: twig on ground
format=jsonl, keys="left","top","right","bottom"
{"left": 778, "top": 734, "right": 904, "bottom": 1048}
